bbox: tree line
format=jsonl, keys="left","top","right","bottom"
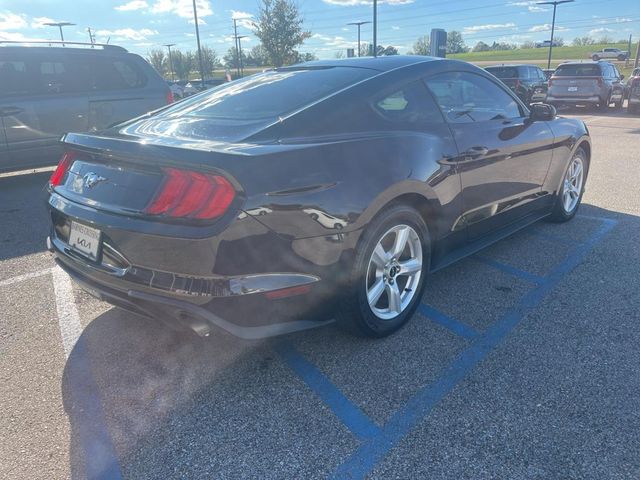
{"left": 147, "top": 0, "right": 316, "bottom": 80}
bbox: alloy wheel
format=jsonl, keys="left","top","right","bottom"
{"left": 562, "top": 156, "right": 584, "bottom": 214}
{"left": 365, "top": 224, "right": 423, "bottom": 320}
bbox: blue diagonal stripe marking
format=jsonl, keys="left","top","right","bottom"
{"left": 418, "top": 304, "right": 479, "bottom": 339}
{"left": 274, "top": 342, "right": 381, "bottom": 440}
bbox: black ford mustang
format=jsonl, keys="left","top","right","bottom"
{"left": 46, "top": 56, "right": 590, "bottom": 339}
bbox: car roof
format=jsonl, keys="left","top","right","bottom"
{"left": 284, "top": 55, "right": 441, "bottom": 72}
{"left": 0, "top": 41, "right": 127, "bottom": 55}
{"left": 485, "top": 64, "right": 536, "bottom": 68}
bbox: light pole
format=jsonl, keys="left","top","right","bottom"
{"left": 233, "top": 18, "right": 241, "bottom": 79}
{"left": 347, "top": 21, "right": 370, "bottom": 57}
{"left": 372, "top": 0, "right": 377, "bottom": 57}
{"left": 537, "top": 0, "right": 574, "bottom": 70}
{"left": 164, "top": 43, "right": 176, "bottom": 82}
{"left": 192, "top": 0, "right": 206, "bottom": 88}
{"left": 43, "top": 22, "right": 75, "bottom": 46}
{"left": 235, "top": 35, "right": 248, "bottom": 77}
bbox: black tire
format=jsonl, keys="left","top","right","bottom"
{"left": 614, "top": 99, "right": 623, "bottom": 110}
{"left": 617, "top": 55, "right": 625, "bottom": 61}
{"left": 336, "top": 204, "right": 430, "bottom": 337}
{"left": 592, "top": 55, "right": 599, "bottom": 61}
{"left": 598, "top": 96, "right": 609, "bottom": 111}
{"left": 548, "top": 147, "right": 589, "bottom": 222}
{"left": 628, "top": 104, "right": 638, "bottom": 115}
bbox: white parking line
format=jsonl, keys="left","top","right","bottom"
{"left": 51, "top": 266, "right": 83, "bottom": 358}
{"left": 0, "top": 268, "right": 53, "bottom": 287}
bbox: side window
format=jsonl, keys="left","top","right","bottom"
{"left": 0, "top": 60, "right": 29, "bottom": 96}
{"left": 93, "top": 58, "right": 146, "bottom": 91}
{"left": 374, "top": 81, "right": 444, "bottom": 126}
{"left": 425, "top": 71, "right": 522, "bottom": 123}
{"left": 35, "top": 57, "right": 92, "bottom": 94}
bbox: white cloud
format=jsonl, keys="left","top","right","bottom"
{"left": 323, "top": 0, "right": 413, "bottom": 5}
{"left": 589, "top": 27, "right": 614, "bottom": 36}
{"left": 151, "top": 0, "right": 212, "bottom": 19}
{"left": 529, "top": 24, "right": 551, "bottom": 32}
{"left": 230, "top": 11, "right": 255, "bottom": 29}
{"left": 391, "top": 25, "right": 400, "bottom": 30}
{"left": 311, "top": 33, "right": 355, "bottom": 49}
{"left": 30, "top": 17, "right": 58, "bottom": 28}
{"left": 0, "top": 12, "right": 27, "bottom": 30}
{"left": 507, "top": 1, "right": 549, "bottom": 12}
{"left": 95, "top": 28, "right": 158, "bottom": 41}
{"left": 0, "top": 31, "right": 38, "bottom": 41}
{"left": 463, "top": 23, "right": 516, "bottom": 34}
{"left": 115, "top": 0, "right": 149, "bottom": 11}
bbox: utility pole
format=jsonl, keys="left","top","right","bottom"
{"left": 44, "top": 22, "right": 75, "bottom": 47}
{"left": 87, "top": 27, "right": 95, "bottom": 46}
{"left": 192, "top": 0, "right": 206, "bottom": 88}
{"left": 347, "top": 21, "right": 370, "bottom": 57}
{"left": 164, "top": 43, "right": 176, "bottom": 82}
{"left": 626, "top": 34, "right": 632, "bottom": 68}
{"left": 236, "top": 35, "right": 248, "bottom": 78}
{"left": 372, "top": 0, "right": 377, "bottom": 57}
{"left": 233, "top": 19, "right": 241, "bottom": 79}
{"left": 537, "top": 0, "right": 573, "bottom": 70}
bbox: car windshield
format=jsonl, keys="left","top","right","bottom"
{"left": 485, "top": 67, "right": 519, "bottom": 79}
{"left": 554, "top": 65, "right": 601, "bottom": 76}
{"left": 156, "top": 67, "right": 375, "bottom": 121}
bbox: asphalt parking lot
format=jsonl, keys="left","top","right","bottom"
{"left": 1, "top": 109, "right": 640, "bottom": 480}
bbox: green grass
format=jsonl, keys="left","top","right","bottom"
{"left": 449, "top": 43, "right": 638, "bottom": 63}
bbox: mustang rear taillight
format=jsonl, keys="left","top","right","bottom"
{"left": 49, "top": 151, "right": 76, "bottom": 187}
{"left": 145, "top": 167, "right": 235, "bottom": 220}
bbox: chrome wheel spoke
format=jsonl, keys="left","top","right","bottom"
{"left": 367, "top": 278, "right": 385, "bottom": 308}
{"left": 398, "top": 258, "right": 421, "bottom": 276}
{"left": 371, "top": 244, "right": 388, "bottom": 269}
{"left": 561, "top": 156, "right": 584, "bottom": 214}
{"left": 391, "top": 226, "right": 410, "bottom": 259}
{"left": 386, "top": 282, "right": 402, "bottom": 314}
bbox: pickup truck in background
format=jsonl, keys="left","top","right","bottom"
{"left": 590, "top": 48, "right": 629, "bottom": 61}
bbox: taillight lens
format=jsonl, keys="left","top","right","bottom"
{"left": 49, "top": 151, "right": 75, "bottom": 187}
{"left": 145, "top": 167, "right": 235, "bottom": 220}
{"left": 166, "top": 89, "right": 174, "bottom": 104}
{"left": 548, "top": 78, "right": 553, "bottom": 87}
{"left": 596, "top": 77, "right": 604, "bottom": 87}
{"left": 514, "top": 79, "right": 521, "bottom": 90}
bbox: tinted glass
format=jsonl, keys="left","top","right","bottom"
{"left": 158, "top": 67, "right": 375, "bottom": 121}
{"left": 0, "top": 60, "right": 29, "bottom": 96}
{"left": 36, "top": 58, "right": 92, "bottom": 94}
{"left": 554, "top": 64, "right": 601, "bottom": 77}
{"left": 425, "top": 72, "right": 522, "bottom": 123}
{"left": 485, "top": 67, "right": 519, "bottom": 79}
{"left": 374, "top": 81, "right": 444, "bottom": 126}
{"left": 93, "top": 57, "right": 147, "bottom": 90}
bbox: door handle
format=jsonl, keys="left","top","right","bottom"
{"left": 462, "top": 146, "right": 489, "bottom": 158}
{"left": 0, "top": 106, "right": 24, "bottom": 117}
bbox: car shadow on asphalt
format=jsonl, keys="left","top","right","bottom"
{"left": 61, "top": 203, "right": 638, "bottom": 479}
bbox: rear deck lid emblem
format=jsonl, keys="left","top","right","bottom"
{"left": 83, "top": 172, "right": 107, "bottom": 189}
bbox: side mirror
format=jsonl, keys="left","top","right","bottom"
{"left": 530, "top": 102, "right": 556, "bottom": 121}
{"left": 620, "top": 74, "right": 625, "bottom": 80}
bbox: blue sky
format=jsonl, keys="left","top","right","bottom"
{"left": 1, "top": 0, "right": 638, "bottom": 58}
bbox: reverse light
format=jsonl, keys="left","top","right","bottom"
{"left": 145, "top": 167, "right": 235, "bottom": 220}
{"left": 49, "top": 151, "right": 76, "bottom": 187}
{"left": 166, "top": 89, "right": 175, "bottom": 104}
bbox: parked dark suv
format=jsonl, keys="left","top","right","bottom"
{"left": 0, "top": 41, "right": 172, "bottom": 172}
{"left": 484, "top": 64, "right": 548, "bottom": 105}
{"left": 546, "top": 61, "right": 625, "bottom": 111}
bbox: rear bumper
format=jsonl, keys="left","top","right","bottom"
{"left": 50, "top": 237, "right": 335, "bottom": 339}
{"left": 546, "top": 95, "right": 600, "bottom": 104}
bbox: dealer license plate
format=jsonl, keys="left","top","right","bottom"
{"left": 568, "top": 86, "right": 578, "bottom": 92}
{"left": 68, "top": 221, "right": 101, "bottom": 260}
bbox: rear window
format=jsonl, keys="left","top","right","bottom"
{"left": 93, "top": 57, "right": 147, "bottom": 90}
{"left": 158, "top": 67, "right": 375, "bottom": 121}
{"left": 554, "top": 65, "right": 601, "bottom": 77}
{"left": 485, "top": 67, "right": 520, "bottom": 79}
